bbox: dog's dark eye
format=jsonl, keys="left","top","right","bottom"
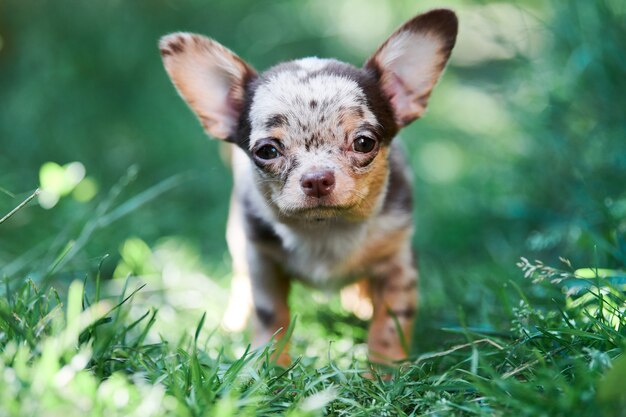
{"left": 255, "top": 144, "right": 280, "bottom": 160}
{"left": 353, "top": 136, "right": 376, "bottom": 153}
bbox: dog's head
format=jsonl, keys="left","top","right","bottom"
{"left": 160, "top": 9, "right": 457, "bottom": 222}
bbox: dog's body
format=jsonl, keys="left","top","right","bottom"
{"left": 160, "top": 9, "right": 458, "bottom": 365}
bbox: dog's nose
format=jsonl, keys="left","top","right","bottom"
{"left": 300, "top": 170, "right": 335, "bottom": 198}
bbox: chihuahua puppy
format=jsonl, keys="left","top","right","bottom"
{"left": 160, "top": 9, "right": 457, "bottom": 365}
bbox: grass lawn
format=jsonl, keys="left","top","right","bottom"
{"left": 1, "top": 189, "right": 625, "bottom": 417}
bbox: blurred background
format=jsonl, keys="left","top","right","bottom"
{"left": 1, "top": 0, "right": 625, "bottom": 356}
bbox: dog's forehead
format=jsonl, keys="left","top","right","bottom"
{"left": 248, "top": 58, "right": 377, "bottom": 147}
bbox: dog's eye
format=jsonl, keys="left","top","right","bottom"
{"left": 353, "top": 136, "right": 376, "bottom": 153}
{"left": 255, "top": 144, "right": 280, "bottom": 160}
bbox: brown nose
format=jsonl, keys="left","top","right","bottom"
{"left": 300, "top": 170, "right": 335, "bottom": 198}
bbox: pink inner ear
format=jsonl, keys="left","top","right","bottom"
{"left": 385, "top": 72, "right": 426, "bottom": 126}
{"left": 366, "top": 10, "right": 458, "bottom": 127}
{"left": 160, "top": 33, "right": 256, "bottom": 140}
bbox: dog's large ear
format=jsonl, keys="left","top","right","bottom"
{"left": 159, "top": 33, "right": 256, "bottom": 140}
{"left": 365, "top": 9, "right": 458, "bottom": 127}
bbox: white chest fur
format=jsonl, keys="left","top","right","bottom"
{"left": 273, "top": 221, "right": 369, "bottom": 286}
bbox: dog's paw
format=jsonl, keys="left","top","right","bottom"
{"left": 340, "top": 282, "right": 373, "bottom": 320}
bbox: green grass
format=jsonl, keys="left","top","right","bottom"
{"left": 1, "top": 190, "right": 625, "bottom": 416}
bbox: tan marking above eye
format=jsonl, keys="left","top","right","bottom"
{"left": 339, "top": 111, "right": 367, "bottom": 133}
{"left": 267, "top": 127, "right": 286, "bottom": 140}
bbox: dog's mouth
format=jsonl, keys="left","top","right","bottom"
{"left": 278, "top": 202, "right": 356, "bottom": 221}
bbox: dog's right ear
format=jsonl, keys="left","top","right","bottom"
{"left": 159, "top": 33, "right": 256, "bottom": 140}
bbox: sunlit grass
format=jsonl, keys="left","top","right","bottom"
{"left": 2, "top": 175, "right": 624, "bottom": 416}
{"left": 1, "top": 250, "right": 624, "bottom": 416}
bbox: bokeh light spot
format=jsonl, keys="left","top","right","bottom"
{"left": 72, "top": 177, "right": 98, "bottom": 202}
{"left": 38, "top": 161, "right": 87, "bottom": 208}
{"left": 418, "top": 141, "right": 464, "bottom": 183}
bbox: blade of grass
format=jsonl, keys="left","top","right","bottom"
{"left": 46, "top": 171, "right": 188, "bottom": 277}
{"left": 0, "top": 188, "right": 39, "bottom": 225}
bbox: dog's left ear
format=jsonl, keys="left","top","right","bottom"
{"left": 365, "top": 9, "right": 458, "bottom": 127}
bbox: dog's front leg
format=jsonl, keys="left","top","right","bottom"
{"left": 367, "top": 243, "right": 418, "bottom": 364}
{"left": 248, "top": 245, "right": 291, "bottom": 365}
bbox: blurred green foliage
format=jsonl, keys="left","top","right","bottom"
{"left": 1, "top": 0, "right": 625, "bottom": 349}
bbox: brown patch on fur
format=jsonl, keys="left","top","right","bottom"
{"left": 265, "top": 114, "right": 288, "bottom": 129}
{"left": 342, "top": 147, "right": 390, "bottom": 221}
{"left": 378, "top": 339, "right": 391, "bottom": 348}
{"left": 233, "top": 76, "right": 261, "bottom": 150}
{"left": 169, "top": 39, "right": 185, "bottom": 54}
{"left": 339, "top": 108, "right": 366, "bottom": 133}
{"left": 344, "top": 228, "right": 410, "bottom": 274}
{"left": 386, "top": 278, "right": 417, "bottom": 293}
{"left": 382, "top": 145, "right": 413, "bottom": 213}
{"left": 253, "top": 274, "right": 292, "bottom": 366}
{"left": 255, "top": 306, "right": 275, "bottom": 326}
{"left": 390, "top": 307, "right": 415, "bottom": 319}
{"left": 367, "top": 251, "right": 418, "bottom": 364}
{"left": 242, "top": 194, "right": 282, "bottom": 246}
{"left": 324, "top": 62, "right": 398, "bottom": 142}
